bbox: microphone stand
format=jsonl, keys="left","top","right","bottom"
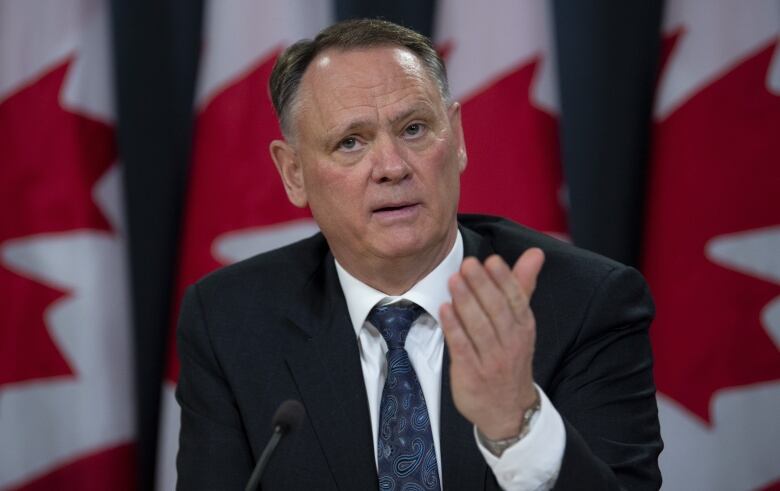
{"left": 245, "top": 424, "right": 285, "bottom": 491}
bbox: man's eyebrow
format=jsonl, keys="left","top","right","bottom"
{"left": 326, "top": 103, "right": 436, "bottom": 141}
{"left": 327, "top": 119, "right": 373, "bottom": 140}
{"left": 389, "top": 103, "right": 435, "bottom": 126}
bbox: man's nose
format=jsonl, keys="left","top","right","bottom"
{"left": 370, "top": 135, "right": 411, "bottom": 184}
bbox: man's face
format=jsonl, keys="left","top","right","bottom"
{"left": 271, "top": 45, "right": 466, "bottom": 282}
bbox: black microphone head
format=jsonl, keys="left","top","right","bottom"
{"left": 272, "top": 399, "right": 305, "bottom": 433}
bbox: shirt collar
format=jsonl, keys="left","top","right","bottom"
{"left": 334, "top": 231, "right": 464, "bottom": 337}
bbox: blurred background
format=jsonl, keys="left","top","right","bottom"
{"left": 1, "top": 0, "right": 778, "bottom": 489}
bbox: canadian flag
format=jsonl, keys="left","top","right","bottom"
{"left": 0, "top": 1, "right": 136, "bottom": 490}
{"left": 154, "top": 2, "right": 331, "bottom": 489}
{"left": 644, "top": 0, "right": 780, "bottom": 489}
{"left": 434, "top": 0, "right": 567, "bottom": 236}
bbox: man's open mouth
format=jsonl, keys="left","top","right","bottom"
{"left": 375, "top": 204, "right": 413, "bottom": 212}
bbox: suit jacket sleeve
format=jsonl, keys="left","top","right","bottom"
{"left": 548, "top": 264, "right": 662, "bottom": 490}
{"left": 175, "top": 284, "right": 254, "bottom": 490}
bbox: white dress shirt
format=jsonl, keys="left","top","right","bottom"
{"left": 334, "top": 231, "right": 566, "bottom": 490}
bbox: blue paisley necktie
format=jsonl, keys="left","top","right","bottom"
{"left": 368, "top": 301, "right": 441, "bottom": 491}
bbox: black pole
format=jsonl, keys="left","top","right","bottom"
{"left": 553, "top": 0, "right": 664, "bottom": 266}
{"left": 335, "top": 0, "right": 436, "bottom": 35}
{"left": 110, "top": 1, "right": 203, "bottom": 488}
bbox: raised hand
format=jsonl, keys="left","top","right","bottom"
{"left": 440, "top": 248, "right": 545, "bottom": 440}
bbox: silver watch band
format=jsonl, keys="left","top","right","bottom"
{"left": 478, "top": 388, "right": 541, "bottom": 457}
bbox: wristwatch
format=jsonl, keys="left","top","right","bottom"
{"left": 478, "top": 389, "right": 541, "bottom": 457}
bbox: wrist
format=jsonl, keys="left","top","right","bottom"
{"left": 477, "top": 387, "right": 541, "bottom": 457}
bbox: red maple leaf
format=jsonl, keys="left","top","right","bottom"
{"left": 645, "top": 38, "right": 780, "bottom": 422}
{"left": 0, "top": 60, "right": 116, "bottom": 387}
{"left": 165, "top": 51, "right": 311, "bottom": 382}
{"left": 8, "top": 443, "right": 136, "bottom": 491}
{"left": 458, "top": 58, "right": 566, "bottom": 234}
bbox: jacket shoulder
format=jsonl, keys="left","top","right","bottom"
{"left": 459, "top": 214, "right": 628, "bottom": 279}
{"left": 192, "top": 231, "right": 329, "bottom": 304}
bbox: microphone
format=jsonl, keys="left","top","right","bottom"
{"left": 245, "top": 399, "right": 306, "bottom": 491}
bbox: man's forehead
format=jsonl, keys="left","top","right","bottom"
{"left": 287, "top": 45, "right": 447, "bottom": 143}
{"left": 303, "top": 46, "right": 430, "bottom": 92}
{"left": 313, "top": 45, "right": 421, "bottom": 72}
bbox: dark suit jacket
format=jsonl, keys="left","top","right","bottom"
{"left": 176, "top": 214, "right": 662, "bottom": 490}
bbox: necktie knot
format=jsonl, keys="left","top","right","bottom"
{"left": 367, "top": 301, "right": 425, "bottom": 350}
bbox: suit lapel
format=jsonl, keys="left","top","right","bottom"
{"left": 440, "top": 346, "right": 488, "bottom": 489}
{"left": 284, "top": 253, "right": 377, "bottom": 490}
{"left": 438, "top": 225, "right": 496, "bottom": 489}
{"left": 460, "top": 223, "right": 494, "bottom": 262}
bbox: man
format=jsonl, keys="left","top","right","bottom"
{"left": 176, "top": 19, "right": 662, "bottom": 490}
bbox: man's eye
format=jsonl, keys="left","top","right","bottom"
{"left": 338, "top": 137, "right": 362, "bottom": 151}
{"left": 404, "top": 123, "right": 426, "bottom": 138}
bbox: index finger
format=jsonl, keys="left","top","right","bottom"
{"left": 483, "top": 248, "right": 544, "bottom": 321}
{"left": 512, "top": 248, "right": 545, "bottom": 297}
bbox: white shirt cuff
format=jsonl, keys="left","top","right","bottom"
{"left": 474, "top": 385, "right": 565, "bottom": 490}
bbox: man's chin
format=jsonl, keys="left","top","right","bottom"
{"left": 369, "top": 229, "right": 450, "bottom": 262}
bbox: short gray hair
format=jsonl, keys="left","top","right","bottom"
{"left": 269, "top": 18, "right": 450, "bottom": 138}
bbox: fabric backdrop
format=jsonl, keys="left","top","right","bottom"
{"left": 2, "top": 1, "right": 777, "bottom": 489}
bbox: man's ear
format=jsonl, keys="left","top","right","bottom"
{"left": 448, "top": 102, "right": 468, "bottom": 173}
{"left": 270, "top": 139, "right": 307, "bottom": 208}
